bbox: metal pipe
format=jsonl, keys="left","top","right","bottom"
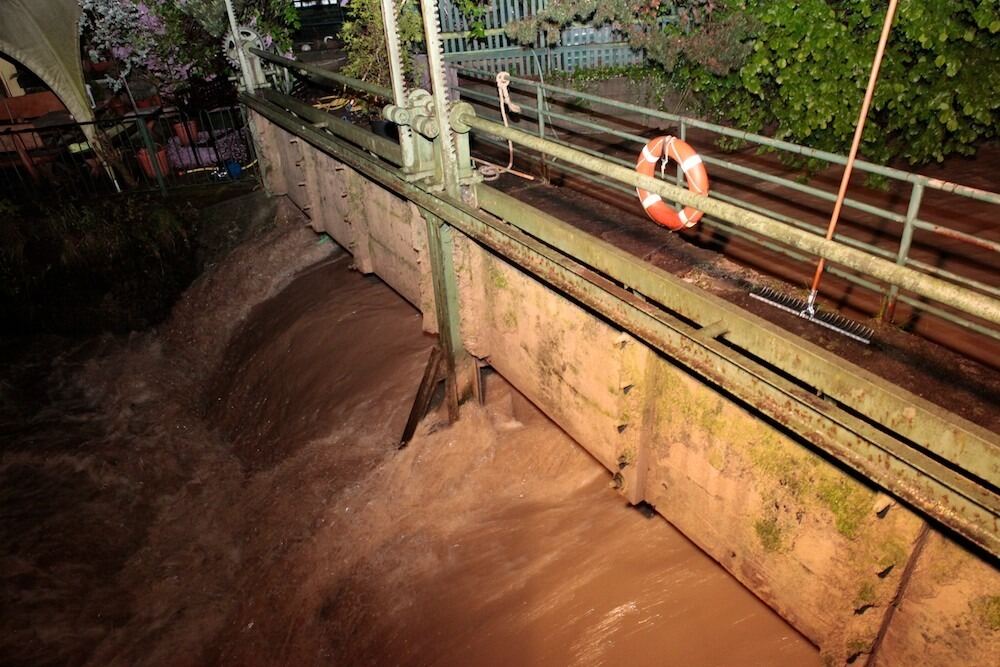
{"left": 535, "top": 84, "right": 547, "bottom": 179}
{"left": 249, "top": 48, "right": 393, "bottom": 99}
{"left": 885, "top": 183, "right": 924, "bottom": 321}
{"left": 808, "top": 0, "right": 900, "bottom": 308}
{"left": 914, "top": 221, "right": 1000, "bottom": 253}
{"left": 457, "top": 84, "right": 911, "bottom": 224}
{"left": 475, "top": 127, "right": 997, "bottom": 301}
{"left": 458, "top": 112, "right": 1000, "bottom": 327}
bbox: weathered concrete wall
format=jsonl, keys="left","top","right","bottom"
{"left": 453, "top": 236, "right": 927, "bottom": 663}
{"left": 250, "top": 113, "right": 1000, "bottom": 665}
{"left": 253, "top": 115, "right": 438, "bottom": 333}
{"left": 873, "top": 530, "right": 1000, "bottom": 666}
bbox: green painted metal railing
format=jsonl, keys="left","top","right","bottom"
{"left": 239, "top": 49, "right": 1000, "bottom": 556}
{"left": 454, "top": 67, "right": 1000, "bottom": 340}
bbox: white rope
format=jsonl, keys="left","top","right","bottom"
{"left": 477, "top": 71, "right": 534, "bottom": 182}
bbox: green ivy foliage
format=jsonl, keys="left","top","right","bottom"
{"left": 721, "top": 0, "right": 1000, "bottom": 164}
{"left": 341, "top": 0, "right": 423, "bottom": 89}
{"left": 454, "top": 0, "right": 492, "bottom": 37}
{"left": 507, "top": 0, "right": 1000, "bottom": 166}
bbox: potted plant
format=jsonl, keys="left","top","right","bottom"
{"left": 172, "top": 119, "right": 199, "bottom": 146}
{"left": 136, "top": 145, "right": 169, "bottom": 179}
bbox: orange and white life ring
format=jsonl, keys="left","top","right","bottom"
{"left": 635, "top": 136, "right": 709, "bottom": 231}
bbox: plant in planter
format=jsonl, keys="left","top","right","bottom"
{"left": 137, "top": 144, "right": 170, "bottom": 179}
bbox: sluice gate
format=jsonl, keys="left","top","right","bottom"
{"left": 233, "top": 17, "right": 998, "bottom": 664}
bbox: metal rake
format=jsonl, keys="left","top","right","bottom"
{"left": 750, "top": 286, "right": 874, "bottom": 344}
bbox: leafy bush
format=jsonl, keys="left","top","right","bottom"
{"left": 507, "top": 0, "right": 1000, "bottom": 166}
{"left": 0, "top": 196, "right": 199, "bottom": 335}
{"left": 79, "top": 0, "right": 300, "bottom": 94}
{"left": 716, "top": 0, "right": 1000, "bottom": 164}
{"left": 341, "top": 0, "right": 423, "bottom": 89}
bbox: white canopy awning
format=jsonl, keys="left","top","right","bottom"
{"left": 0, "top": 0, "right": 93, "bottom": 124}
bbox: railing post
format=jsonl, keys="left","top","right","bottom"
{"left": 136, "top": 117, "right": 167, "bottom": 196}
{"left": 12, "top": 131, "right": 39, "bottom": 182}
{"left": 674, "top": 118, "right": 686, "bottom": 210}
{"left": 883, "top": 182, "right": 924, "bottom": 322}
{"left": 536, "top": 84, "right": 548, "bottom": 182}
{"left": 676, "top": 118, "right": 686, "bottom": 187}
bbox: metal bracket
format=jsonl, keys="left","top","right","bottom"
{"left": 383, "top": 90, "right": 477, "bottom": 190}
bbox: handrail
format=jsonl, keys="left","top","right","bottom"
{"left": 460, "top": 86, "right": 915, "bottom": 226}
{"left": 245, "top": 49, "right": 999, "bottom": 336}
{"left": 456, "top": 77, "right": 999, "bottom": 334}
{"left": 249, "top": 48, "right": 393, "bottom": 100}
{"left": 258, "top": 89, "right": 403, "bottom": 166}
{"left": 456, "top": 66, "right": 1000, "bottom": 205}
{"left": 458, "top": 111, "right": 1000, "bottom": 327}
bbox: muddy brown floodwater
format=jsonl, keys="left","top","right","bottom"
{"left": 1, "top": 210, "right": 819, "bottom": 666}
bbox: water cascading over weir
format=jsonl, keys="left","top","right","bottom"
{"left": 229, "top": 0, "right": 1000, "bottom": 663}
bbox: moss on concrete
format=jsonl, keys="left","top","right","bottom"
{"left": 746, "top": 432, "right": 810, "bottom": 499}
{"left": 878, "top": 539, "right": 908, "bottom": 573}
{"left": 854, "top": 581, "right": 876, "bottom": 608}
{"left": 816, "top": 476, "right": 871, "bottom": 538}
{"left": 707, "top": 445, "right": 726, "bottom": 471}
{"left": 488, "top": 263, "right": 509, "bottom": 290}
{"left": 971, "top": 595, "right": 1000, "bottom": 631}
{"left": 846, "top": 637, "right": 870, "bottom": 656}
{"left": 755, "top": 517, "right": 783, "bottom": 552}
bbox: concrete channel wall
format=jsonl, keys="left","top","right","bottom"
{"left": 252, "top": 113, "right": 1000, "bottom": 665}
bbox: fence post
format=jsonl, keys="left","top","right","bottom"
{"left": 536, "top": 84, "right": 548, "bottom": 182}
{"left": 882, "top": 182, "right": 924, "bottom": 322}
{"left": 136, "top": 116, "right": 168, "bottom": 196}
{"left": 12, "top": 131, "right": 40, "bottom": 182}
{"left": 676, "top": 119, "right": 686, "bottom": 186}
{"left": 673, "top": 118, "right": 686, "bottom": 210}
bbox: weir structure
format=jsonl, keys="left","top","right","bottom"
{"left": 230, "top": 4, "right": 998, "bottom": 663}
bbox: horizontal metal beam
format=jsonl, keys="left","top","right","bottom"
{"left": 459, "top": 113, "right": 1000, "bottom": 328}
{"left": 257, "top": 89, "right": 403, "bottom": 165}
{"left": 243, "top": 101, "right": 999, "bottom": 555}
{"left": 249, "top": 48, "right": 393, "bottom": 100}
{"left": 476, "top": 186, "right": 999, "bottom": 486}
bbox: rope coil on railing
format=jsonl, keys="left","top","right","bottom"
{"left": 474, "top": 72, "right": 534, "bottom": 182}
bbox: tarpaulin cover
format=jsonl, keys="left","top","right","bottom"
{"left": 0, "top": 0, "right": 93, "bottom": 124}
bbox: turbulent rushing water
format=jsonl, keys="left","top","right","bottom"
{"left": 0, "top": 216, "right": 818, "bottom": 666}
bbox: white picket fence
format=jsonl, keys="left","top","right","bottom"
{"left": 439, "top": 0, "right": 672, "bottom": 75}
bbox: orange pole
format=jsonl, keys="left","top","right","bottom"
{"left": 807, "top": 0, "right": 899, "bottom": 311}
